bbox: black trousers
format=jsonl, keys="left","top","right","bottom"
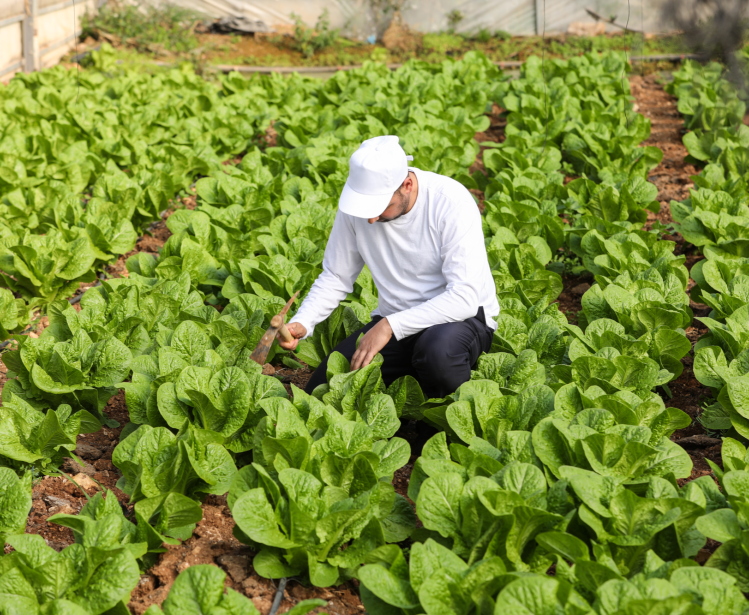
{"left": 304, "top": 307, "right": 494, "bottom": 399}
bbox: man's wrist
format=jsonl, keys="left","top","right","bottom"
{"left": 380, "top": 317, "right": 393, "bottom": 335}
{"left": 382, "top": 314, "right": 402, "bottom": 340}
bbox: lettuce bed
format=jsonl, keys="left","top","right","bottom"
{"left": 0, "top": 51, "right": 748, "bottom": 614}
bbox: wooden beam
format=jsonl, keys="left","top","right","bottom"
{"left": 0, "top": 13, "right": 25, "bottom": 29}
{"left": 22, "top": 0, "right": 35, "bottom": 72}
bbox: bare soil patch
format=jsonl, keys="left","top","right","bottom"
{"left": 555, "top": 273, "right": 593, "bottom": 325}
{"left": 630, "top": 73, "right": 697, "bottom": 228}
{"left": 107, "top": 220, "right": 173, "bottom": 279}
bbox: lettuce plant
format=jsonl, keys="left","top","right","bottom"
{"left": 360, "top": 539, "right": 747, "bottom": 615}
{"left": 578, "top": 272, "right": 691, "bottom": 342}
{"left": 0, "top": 288, "right": 32, "bottom": 340}
{"left": 410, "top": 443, "right": 565, "bottom": 567}
{"left": 119, "top": 302, "right": 288, "bottom": 437}
{"left": 671, "top": 186, "right": 749, "bottom": 258}
{"left": 141, "top": 564, "right": 326, "bottom": 615}
{"left": 666, "top": 60, "right": 747, "bottom": 131}
{"left": 49, "top": 489, "right": 177, "bottom": 570}
{"left": 427, "top": 379, "right": 552, "bottom": 457}
{"left": 358, "top": 540, "right": 565, "bottom": 615}
{"left": 0, "top": 229, "right": 97, "bottom": 306}
{"left": 0, "top": 468, "right": 31, "bottom": 542}
{"left": 113, "top": 422, "right": 235, "bottom": 539}
{"left": 683, "top": 125, "right": 749, "bottom": 183}
{"left": 0, "top": 533, "right": 140, "bottom": 614}
{"left": 565, "top": 177, "right": 661, "bottom": 234}
{"left": 0, "top": 396, "right": 100, "bottom": 472}
{"left": 690, "top": 254, "right": 749, "bottom": 321}
{"left": 228, "top": 385, "right": 413, "bottom": 586}
{"left": 483, "top": 192, "right": 565, "bottom": 254}
{"left": 489, "top": 298, "right": 568, "bottom": 367}
{"left": 470, "top": 351, "right": 547, "bottom": 396}
{"left": 1, "top": 328, "right": 131, "bottom": 427}
{"left": 560, "top": 468, "right": 720, "bottom": 568}
{"left": 693, "top": 336, "right": 749, "bottom": 437}
{"left": 697, "top": 440, "right": 749, "bottom": 591}
{"left": 532, "top": 409, "right": 692, "bottom": 484}
{"left": 565, "top": 318, "right": 691, "bottom": 383}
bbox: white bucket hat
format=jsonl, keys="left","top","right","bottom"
{"left": 338, "top": 136, "right": 413, "bottom": 218}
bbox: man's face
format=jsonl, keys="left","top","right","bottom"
{"left": 368, "top": 177, "right": 413, "bottom": 224}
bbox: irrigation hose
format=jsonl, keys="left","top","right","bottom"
{"left": 268, "top": 578, "right": 288, "bottom": 615}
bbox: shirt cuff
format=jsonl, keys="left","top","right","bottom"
{"left": 384, "top": 313, "right": 406, "bottom": 341}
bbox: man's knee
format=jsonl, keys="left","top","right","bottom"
{"left": 411, "top": 323, "right": 481, "bottom": 397}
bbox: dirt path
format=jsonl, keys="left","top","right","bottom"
{"left": 630, "top": 73, "right": 697, "bottom": 222}
{"left": 630, "top": 74, "right": 719, "bottom": 492}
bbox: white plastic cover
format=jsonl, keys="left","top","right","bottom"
{"left": 136, "top": 0, "right": 674, "bottom": 38}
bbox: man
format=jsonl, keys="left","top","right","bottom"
{"left": 279, "top": 135, "right": 499, "bottom": 399}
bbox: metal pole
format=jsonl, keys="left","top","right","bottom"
{"left": 535, "top": 0, "right": 543, "bottom": 35}
{"left": 22, "top": 0, "right": 36, "bottom": 72}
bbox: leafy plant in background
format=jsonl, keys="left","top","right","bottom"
{"left": 666, "top": 60, "right": 747, "bottom": 132}
{"left": 288, "top": 9, "right": 340, "bottom": 58}
{"left": 82, "top": 2, "right": 203, "bottom": 54}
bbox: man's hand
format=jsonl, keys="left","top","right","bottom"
{"left": 278, "top": 322, "right": 307, "bottom": 351}
{"left": 351, "top": 318, "right": 393, "bottom": 370}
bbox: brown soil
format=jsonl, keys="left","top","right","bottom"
{"left": 25, "top": 476, "right": 104, "bottom": 552}
{"left": 630, "top": 74, "right": 697, "bottom": 229}
{"left": 107, "top": 220, "right": 173, "bottom": 279}
{"left": 270, "top": 363, "right": 315, "bottom": 396}
{"left": 554, "top": 273, "right": 592, "bottom": 325}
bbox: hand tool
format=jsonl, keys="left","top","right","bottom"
{"left": 250, "top": 290, "right": 299, "bottom": 365}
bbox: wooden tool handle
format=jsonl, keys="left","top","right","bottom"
{"left": 277, "top": 324, "right": 294, "bottom": 343}
{"left": 271, "top": 315, "right": 295, "bottom": 343}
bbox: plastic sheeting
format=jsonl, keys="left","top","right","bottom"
{"left": 138, "top": 0, "right": 673, "bottom": 38}
{"left": 1, "top": 0, "right": 96, "bottom": 82}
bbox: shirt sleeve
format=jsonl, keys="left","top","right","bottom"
{"left": 289, "top": 210, "right": 365, "bottom": 339}
{"left": 385, "top": 191, "right": 490, "bottom": 341}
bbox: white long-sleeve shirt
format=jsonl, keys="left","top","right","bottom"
{"left": 289, "top": 168, "right": 499, "bottom": 341}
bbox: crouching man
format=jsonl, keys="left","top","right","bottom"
{"left": 278, "top": 135, "right": 499, "bottom": 399}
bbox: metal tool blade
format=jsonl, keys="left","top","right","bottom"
{"left": 278, "top": 290, "right": 300, "bottom": 321}
{"left": 249, "top": 290, "right": 301, "bottom": 366}
{"left": 249, "top": 324, "right": 279, "bottom": 366}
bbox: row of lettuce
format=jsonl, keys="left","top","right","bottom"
{"left": 1, "top": 51, "right": 748, "bottom": 614}
{"left": 664, "top": 60, "right": 749, "bottom": 441}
